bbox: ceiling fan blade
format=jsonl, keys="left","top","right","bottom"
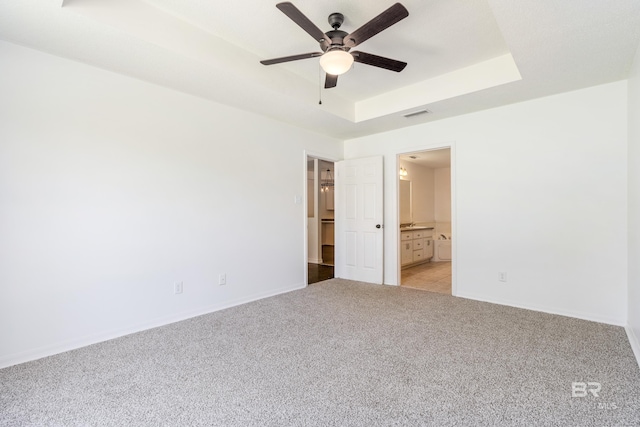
{"left": 344, "top": 3, "right": 409, "bottom": 48}
{"left": 325, "top": 74, "right": 338, "bottom": 89}
{"left": 276, "top": 2, "right": 330, "bottom": 49}
{"left": 352, "top": 51, "right": 407, "bottom": 72}
{"left": 260, "top": 52, "right": 323, "bottom": 65}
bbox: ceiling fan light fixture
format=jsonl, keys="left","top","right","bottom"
{"left": 319, "top": 49, "right": 354, "bottom": 76}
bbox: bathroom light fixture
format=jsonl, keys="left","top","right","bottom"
{"left": 319, "top": 49, "right": 354, "bottom": 76}
{"left": 321, "top": 168, "right": 334, "bottom": 192}
{"left": 399, "top": 167, "right": 408, "bottom": 177}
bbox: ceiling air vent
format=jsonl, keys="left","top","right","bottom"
{"left": 403, "top": 109, "right": 431, "bottom": 118}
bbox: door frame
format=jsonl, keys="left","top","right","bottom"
{"left": 396, "top": 142, "right": 457, "bottom": 296}
{"left": 303, "top": 150, "right": 340, "bottom": 286}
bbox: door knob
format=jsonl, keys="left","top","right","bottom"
{"left": 376, "top": 224, "right": 381, "bottom": 229}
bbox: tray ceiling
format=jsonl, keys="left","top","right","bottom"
{"left": 1, "top": 0, "right": 639, "bottom": 138}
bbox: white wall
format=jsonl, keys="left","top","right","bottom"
{"left": 0, "top": 41, "right": 343, "bottom": 368}
{"left": 434, "top": 168, "right": 451, "bottom": 223}
{"left": 0, "top": 38, "right": 634, "bottom": 367}
{"left": 628, "top": 40, "right": 640, "bottom": 364}
{"left": 345, "top": 81, "right": 628, "bottom": 325}
{"left": 434, "top": 167, "right": 451, "bottom": 236}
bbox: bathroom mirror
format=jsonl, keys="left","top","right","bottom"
{"left": 399, "top": 179, "right": 411, "bottom": 224}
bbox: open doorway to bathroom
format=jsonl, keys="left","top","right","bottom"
{"left": 398, "top": 148, "right": 452, "bottom": 294}
{"left": 307, "top": 157, "right": 335, "bottom": 284}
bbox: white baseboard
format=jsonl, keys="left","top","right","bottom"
{"left": 456, "top": 291, "right": 626, "bottom": 326}
{"left": 0, "top": 282, "right": 306, "bottom": 369}
{"left": 625, "top": 326, "right": 640, "bottom": 369}
{"left": 307, "top": 258, "right": 323, "bottom": 264}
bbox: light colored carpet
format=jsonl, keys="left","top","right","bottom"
{"left": 1, "top": 279, "right": 639, "bottom": 426}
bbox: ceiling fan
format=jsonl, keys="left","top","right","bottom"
{"left": 260, "top": 2, "right": 409, "bottom": 89}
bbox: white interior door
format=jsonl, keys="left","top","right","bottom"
{"left": 335, "top": 156, "right": 384, "bottom": 284}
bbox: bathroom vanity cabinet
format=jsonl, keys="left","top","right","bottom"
{"left": 401, "top": 228, "right": 434, "bottom": 268}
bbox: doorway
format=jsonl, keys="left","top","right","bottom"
{"left": 307, "top": 156, "right": 335, "bottom": 284}
{"left": 398, "top": 148, "right": 452, "bottom": 294}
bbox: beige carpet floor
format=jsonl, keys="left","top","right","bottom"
{"left": 1, "top": 279, "right": 639, "bottom": 426}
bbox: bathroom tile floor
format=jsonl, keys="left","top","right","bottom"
{"left": 401, "top": 261, "right": 452, "bottom": 294}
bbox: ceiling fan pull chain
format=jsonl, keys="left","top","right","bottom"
{"left": 318, "top": 64, "right": 323, "bottom": 105}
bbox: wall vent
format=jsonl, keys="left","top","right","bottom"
{"left": 403, "top": 109, "right": 431, "bottom": 118}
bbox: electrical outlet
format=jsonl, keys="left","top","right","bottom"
{"left": 499, "top": 272, "right": 507, "bottom": 282}
{"left": 174, "top": 281, "right": 183, "bottom": 294}
{"left": 219, "top": 274, "right": 226, "bottom": 286}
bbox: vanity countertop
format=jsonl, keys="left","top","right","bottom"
{"left": 400, "top": 226, "right": 434, "bottom": 231}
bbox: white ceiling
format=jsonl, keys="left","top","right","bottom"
{"left": 401, "top": 148, "right": 450, "bottom": 169}
{"left": 1, "top": 0, "right": 639, "bottom": 139}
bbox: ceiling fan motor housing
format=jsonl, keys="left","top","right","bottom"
{"left": 323, "top": 13, "right": 349, "bottom": 50}
{"left": 323, "top": 30, "right": 349, "bottom": 50}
